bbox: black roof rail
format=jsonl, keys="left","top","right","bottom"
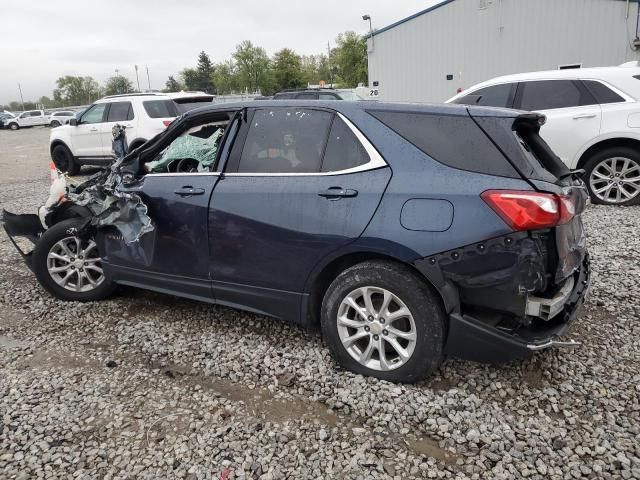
{"left": 102, "top": 93, "right": 165, "bottom": 99}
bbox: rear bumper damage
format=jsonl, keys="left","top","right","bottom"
{"left": 443, "top": 254, "right": 590, "bottom": 363}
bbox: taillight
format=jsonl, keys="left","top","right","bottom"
{"left": 162, "top": 120, "right": 172, "bottom": 127}
{"left": 481, "top": 190, "right": 575, "bottom": 231}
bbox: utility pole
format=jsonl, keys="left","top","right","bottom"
{"left": 327, "top": 41, "right": 333, "bottom": 87}
{"left": 17, "top": 83, "right": 25, "bottom": 111}
{"left": 146, "top": 65, "right": 151, "bottom": 90}
{"left": 134, "top": 65, "right": 140, "bottom": 91}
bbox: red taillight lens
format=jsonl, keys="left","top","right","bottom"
{"left": 162, "top": 120, "right": 172, "bottom": 127}
{"left": 481, "top": 190, "right": 575, "bottom": 231}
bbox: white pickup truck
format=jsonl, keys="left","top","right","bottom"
{"left": 5, "top": 110, "right": 49, "bottom": 130}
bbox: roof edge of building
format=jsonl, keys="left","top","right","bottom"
{"left": 365, "top": 0, "right": 640, "bottom": 39}
{"left": 366, "top": 0, "right": 457, "bottom": 39}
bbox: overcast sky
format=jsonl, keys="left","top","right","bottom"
{"left": 1, "top": 0, "right": 439, "bottom": 104}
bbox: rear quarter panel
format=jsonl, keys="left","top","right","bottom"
{"left": 343, "top": 107, "right": 532, "bottom": 260}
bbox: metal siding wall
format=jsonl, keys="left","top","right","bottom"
{"left": 368, "top": 0, "right": 640, "bottom": 103}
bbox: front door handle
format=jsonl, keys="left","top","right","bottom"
{"left": 89, "top": 127, "right": 98, "bottom": 131}
{"left": 318, "top": 187, "right": 359, "bottom": 199}
{"left": 573, "top": 114, "right": 597, "bottom": 120}
{"left": 174, "top": 186, "right": 205, "bottom": 196}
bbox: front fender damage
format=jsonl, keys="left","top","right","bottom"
{"left": 1, "top": 124, "right": 155, "bottom": 266}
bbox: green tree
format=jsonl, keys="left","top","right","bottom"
{"left": 182, "top": 51, "right": 215, "bottom": 93}
{"left": 104, "top": 76, "right": 135, "bottom": 96}
{"left": 232, "top": 41, "right": 272, "bottom": 94}
{"left": 212, "top": 60, "right": 239, "bottom": 94}
{"left": 333, "top": 31, "right": 368, "bottom": 87}
{"left": 53, "top": 76, "right": 101, "bottom": 106}
{"left": 38, "top": 96, "right": 55, "bottom": 108}
{"left": 164, "top": 75, "right": 184, "bottom": 92}
{"left": 272, "top": 48, "right": 305, "bottom": 92}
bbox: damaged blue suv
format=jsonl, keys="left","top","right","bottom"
{"left": 2, "top": 101, "right": 590, "bottom": 383}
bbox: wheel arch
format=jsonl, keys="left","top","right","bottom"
{"left": 576, "top": 137, "right": 640, "bottom": 170}
{"left": 50, "top": 139, "right": 72, "bottom": 156}
{"left": 303, "top": 250, "right": 449, "bottom": 328}
{"left": 128, "top": 138, "right": 148, "bottom": 150}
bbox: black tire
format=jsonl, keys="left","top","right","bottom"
{"left": 321, "top": 260, "right": 445, "bottom": 383}
{"left": 51, "top": 144, "right": 80, "bottom": 175}
{"left": 50, "top": 120, "right": 61, "bottom": 127}
{"left": 8, "top": 122, "right": 18, "bottom": 130}
{"left": 32, "top": 219, "right": 116, "bottom": 302}
{"left": 583, "top": 146, "right": 640, "bottom": 206}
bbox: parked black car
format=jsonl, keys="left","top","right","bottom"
{"left": 2, "top": 100, "right": 590, "bottom": 383}
{"left": 272, "top": 89, "right": 360, "bottom": 100}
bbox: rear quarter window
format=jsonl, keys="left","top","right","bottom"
{"left": 368, "top": 110, "right": 519, "bottom": 178}
{"left": 143, "top": 100, "right": 179, "bottom": 118}
{"left": 582, "top": 80, "right": 625, "bottom": 104}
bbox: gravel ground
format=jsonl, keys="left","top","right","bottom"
{"left": 0, "top": 128, "right": 638, "bottom": 479}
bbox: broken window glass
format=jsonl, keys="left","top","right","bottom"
{"left": 145, "top": 122, "right": 226, "bottom": 173}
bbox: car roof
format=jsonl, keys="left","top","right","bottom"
{"left": 447, "top": 64, "right": 640, "bottom": 102}
{"left": 97, "top": 93, "right": 170, "bottom": 103}
{"left": 478, "top": 65, "right": 640, "bottom": 84}
{"left": 180, "top": 99, "right": 522, "bottom": 119}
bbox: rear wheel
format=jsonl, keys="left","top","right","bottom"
{"left": 51, "top": 144, "right": 80, "bottom": 175}
{"left": 584, "top": 147, "right": 640, "bottom": 206}
{"left": 32, "top": 219, "right": 115, "bottom": 302}
{"left": 321, "top": 261, "right": 445, "bottom": 383}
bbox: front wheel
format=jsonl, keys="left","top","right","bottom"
{"left": 321, "top": 261, "right": 445, "bottom": 383}
{"left": 584, "top": 147, "right": 640, "bottom": 206}
{"left": 9, "top": 123, "right": 18, "bottom": 130}
{"left": 51, "top": 144, "right": 80, "bottom": 175}
{"left": 32, "top": 219, "right": 116, "bottom": 302}
{"left": 50, "top": 120, "right": 61, "bottom": 127}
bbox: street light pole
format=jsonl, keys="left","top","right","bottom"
{"left": 327, "top": 41, "right": 333, "bottom": 87}
{"left": 146, "top": 65, "right": 151, "bottom": 90}
{"left": 17, "top": 83, "right": 25, "bottom": 111}
{"left": 134, "top": 65, "right": 140, "bottom": 91}
{"left": 363, "top": 14, "right": 374, "bottom": 52}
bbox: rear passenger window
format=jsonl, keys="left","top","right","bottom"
{"left": 453, "top": 83, "right": 515, "bottom": 108}
{"left": 319, "top": 93, "right": 340, "bottom": 101}
{"left": 296, "top": 92, "right": 317, "bottom": 99}
{"left": 369, "top": 110, "right": 518, "bottom": 178}
{"left": 518, "top": 80, "right": 594, "bottom": 110}
{"left": 321, "top": 117, "right": 369, "bottom": 172}
{"left": 107, "top": 102, "right": 133, "bottom": 122}
{"left": 582, "top": 80, "right": 625, "bottom": 104}
{"left": 143, "top": 100, "right": 178, "bottom": 118}
{"left": 237, "top": 108, "right": 333, "bottom": 173}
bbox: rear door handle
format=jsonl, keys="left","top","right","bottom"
{"left": 174, "top": 186, "right": 205, "bottom": 196}
{"left": 318, "top": 187, "right": 358, "bottom": 199}
{"left": 573, "top": 114, "right": 597, "bottom": 119}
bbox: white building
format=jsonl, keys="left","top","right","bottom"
{"left": 366, "top": 0, "right": 640, "bottom": 103}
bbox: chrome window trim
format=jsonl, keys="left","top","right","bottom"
{"left": 147, "top": 172, "right": 221, "bottom": 178}
{"left": 138, "top": 111, "right": 387, "bottom": 178}
{"left": 225, "top": 111, "right": 387, "bottom": 177}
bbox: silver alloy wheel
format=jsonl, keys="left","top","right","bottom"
{"left": 337, "top": 286, "right": 417, "bottom": 371}
{"left": 46, "top": 236, "right": 104, "bottom": 292}
{"left": 589, "top": 156, "right": 640, "bottom": 204}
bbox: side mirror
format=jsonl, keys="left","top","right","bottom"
{"left": 69, "top": 118, "right": 78, "bottom": 126}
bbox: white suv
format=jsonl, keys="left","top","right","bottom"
{"left": 49, "top": 93, "right": 182, "bottom": 175}
{"left": 48, "top": 111, "right": 76, "bottom": 127}
{"left": 6, "top": 110, "right": 49, "bottom": 130}
{"left": 447, "top": 64, "right": 640, "bottom": 206}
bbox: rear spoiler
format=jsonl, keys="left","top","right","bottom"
{"left": 469, "top": 109, "right": 572, "bottom": 185}
{"left": 512, "top": 114, "right": 572, "bottom": 180}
